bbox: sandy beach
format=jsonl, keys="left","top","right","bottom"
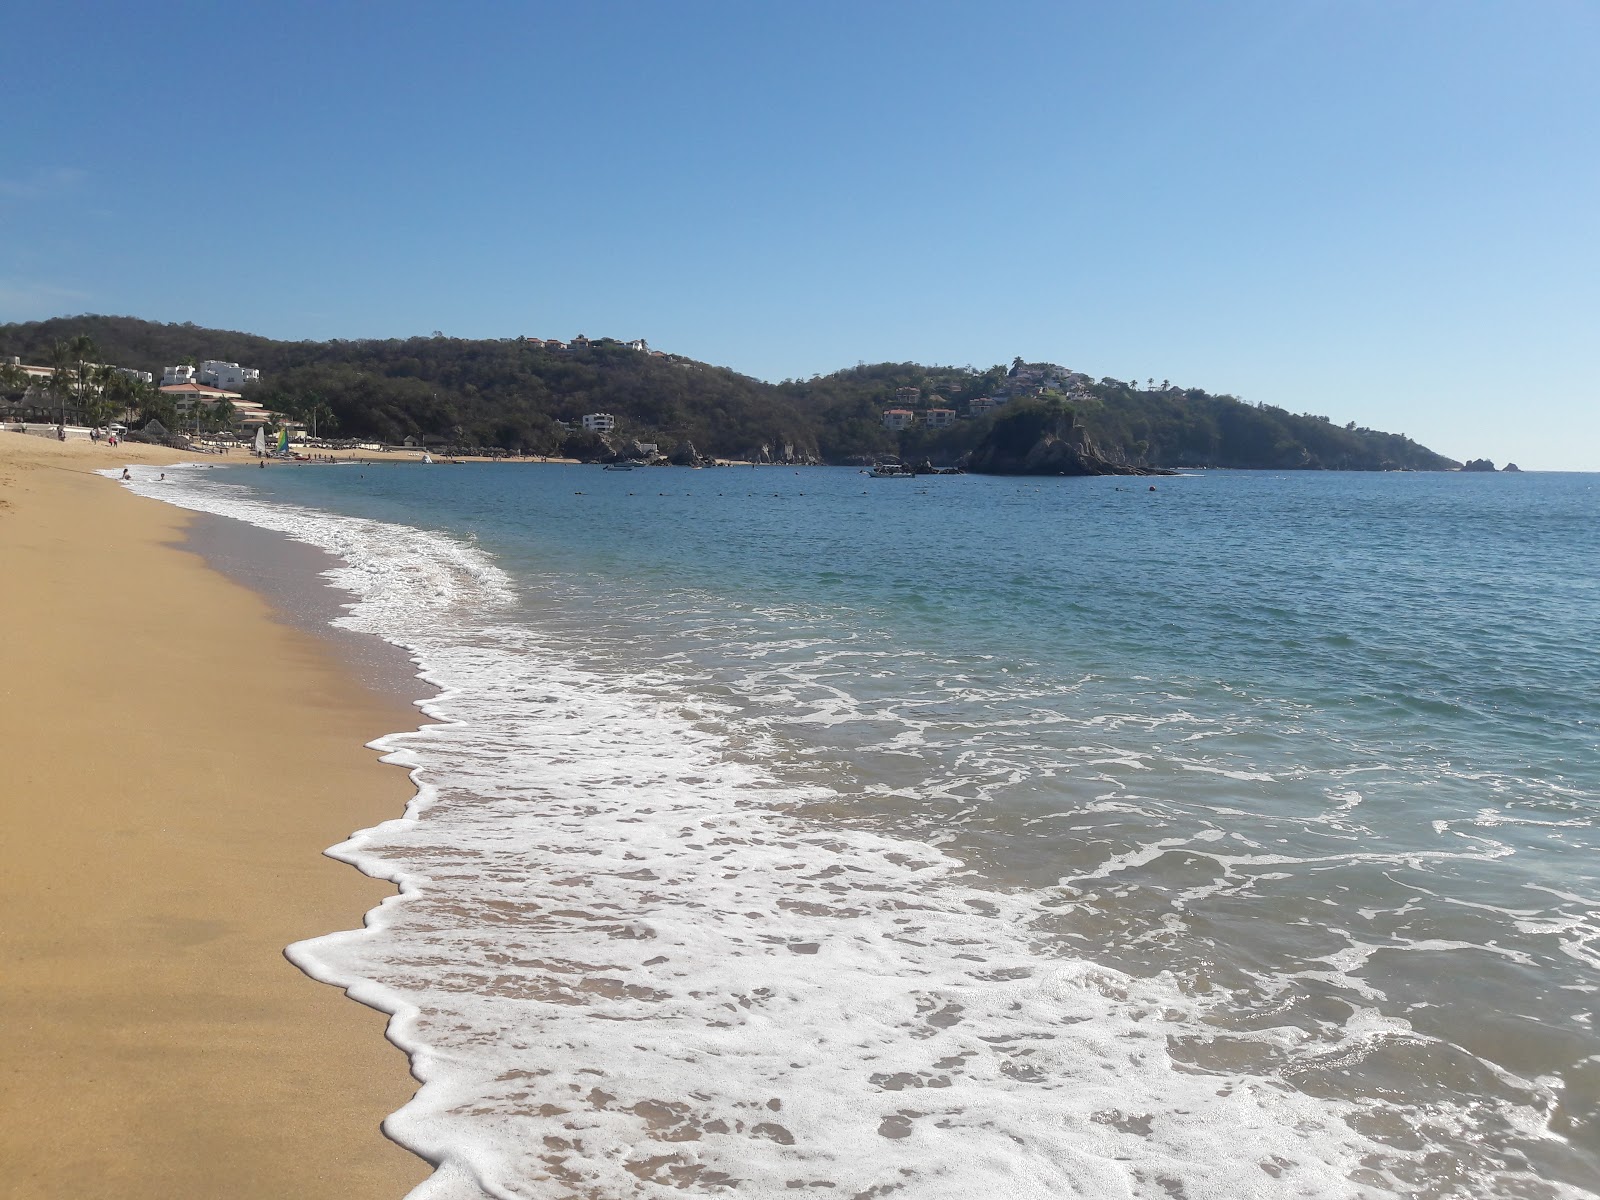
{"left": 0, "top": 433, "right": 427, "bottom": 1198}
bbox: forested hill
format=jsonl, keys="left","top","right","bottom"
{"left": 0, "top": 316, "right": 1459, "bottom": 470}
{"left": 0, "top": 315, "right": 817, "bottom": 462}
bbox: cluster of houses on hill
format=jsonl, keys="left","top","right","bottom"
{"left": 523, "top": 334, "right": 672, "bottom": 359}
{"left": 154, "top": 361, "right": 280, "bottom": 428}
{"left": 545, "top": 412, "right": 620, "bottom": 435}
{"left": 163, "top": 360, "right": 261, "bottom": 390}
{"left": 880, "top": 365, "right": 1096, "bottom": 431}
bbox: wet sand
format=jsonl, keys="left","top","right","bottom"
{"left": 0, "top": 433, "right": 429, "bottom": 1198}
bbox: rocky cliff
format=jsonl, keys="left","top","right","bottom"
{"left": 961, "top": 402, "right": 1173, "bottom": 476}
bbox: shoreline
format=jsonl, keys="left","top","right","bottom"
{"left": 0, "top": 431, "right": 430, "bottom": 1198}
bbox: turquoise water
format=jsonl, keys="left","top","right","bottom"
{"left": 138, "top": 463, "right": 1600, "bottom": 1197}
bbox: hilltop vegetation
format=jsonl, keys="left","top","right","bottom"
{"left": 780, "top": 360, "right": 1456, "bottom": 471}
{"left": 0, "top": 316, "right": 1458, "bottom": 470}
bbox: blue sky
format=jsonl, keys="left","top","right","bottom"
{"left": 4, "top": 1, "right": 1596, "bottom": 468}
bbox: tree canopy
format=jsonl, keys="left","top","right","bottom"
{"left": 0, "top": 316, "right": 1458, "bottom": 470}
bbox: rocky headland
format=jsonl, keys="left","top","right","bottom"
{"left": 961, "top": 402, "right": 1173, "bottom": 476}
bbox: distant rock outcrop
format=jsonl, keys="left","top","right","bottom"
{"left": 1461, "top": 458, "right": 1497, "bottom": 472}
{"left": 961, "top": 402, "right": 1173, "bottom": 477}
{"left": 1501, "top": 462, "right": 1521, "bottom": 473}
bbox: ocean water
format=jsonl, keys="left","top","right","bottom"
{"left": 118, "top": 462, "right": 1600, "bottom": 1198}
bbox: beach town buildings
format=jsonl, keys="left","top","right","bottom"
{"left": 160, "top": 380, "right": 241, "bottom": 409}
{"left": 199, "top": 360, "right": 261, "bottom": 389}
{"left": 162, "top": 361, "right": 262, "bottom": 390}
{"left": 2, "top": 358, "right": 162, "bottom": 420}
{"left": 968, "top": 396, "right": 1006, "bottom": 417}
{"left": 880, "top": 407, "right": 957, "bottom": 431}
{"left": 10, "top": 361, "right": 59, "bottom": 386}
{"left": 159, "top": 381, "right": 276, "bottom": 429}
{"left": 581, "top": 412, "right": 616, "bottom": 433}
{"left": 895, "top": 387, "right": 921, "bottom": 405}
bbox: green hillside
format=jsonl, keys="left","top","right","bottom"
{"left": 0, "top": 317, "right": 1458, "bottom": 470}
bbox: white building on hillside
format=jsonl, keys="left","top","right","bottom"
{"left": 159, "top": 381, "right": 276, "bottom": 429}
{"left": 200, "top": 360, "right": 261, "bottom": 389}
{"left": 924, "top": 408, "right": 956, "bottom": 429}
{"left": 582, "top": 412, "right": 616, "bottom": 433}
{"left": 882, "top": 409, "right": 916, "bottom": 431}
{"left": 116, "top": 367, "right": 154, "bottom": 385}
{"left": 162, "top": 365, "right": 196, "bottom": 386}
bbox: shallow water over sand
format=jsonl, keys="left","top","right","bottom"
{"left": 126, "top": 463, "right": 1600, "bottom": 1197}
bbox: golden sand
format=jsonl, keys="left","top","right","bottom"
{"left": 0, "top": 433, "right": 428, "bottom": 1198}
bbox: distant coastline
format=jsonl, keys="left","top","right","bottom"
{"left": 1, "top": 315, "right": 1476, "bottom": 474}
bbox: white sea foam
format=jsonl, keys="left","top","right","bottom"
{"left": 114, "top": 465, "right": 1599, "bottom": 1199}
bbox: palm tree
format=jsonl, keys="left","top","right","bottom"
{"left": 82, "top": 364, "right": 119, "bottom": 429}
{"left": 122, "top": 377, "right": 154, "bottom": 425}
{"left": 68, "top": 334, "right": 99, "bottom": 413}
{"left": 307, "top": 398, "right": 336, "bottom": 439}
{"left": 0, "top": 359, "right": 28, "bottom": 425}
{"left": 101, "top": 371, "right": 153, "bottom": 426}
{"left": 40, "top": 335, "right": 102, "bottom": 425}
{"left": 0, "top": 358, "right": 26, "bottom": 404}
{"left": 47, "top": 340, "right": 76, "bottom": 424}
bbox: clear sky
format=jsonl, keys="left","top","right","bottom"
{"left": 4, "top": 1, "right": 1596, "bottom": 469}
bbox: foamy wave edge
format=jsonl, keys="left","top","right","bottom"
{"left": 108, "top": 465, "right": 1585, "bottom": 1200}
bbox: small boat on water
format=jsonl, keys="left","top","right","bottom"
{"left": 422, "top": 451, "right": 435, "bottom": 464}
{"left": 870, "top": 462, "right": 914, "bottom": 477}
{"left": 604, "top": 460, "right": 644, "bottom": 471}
